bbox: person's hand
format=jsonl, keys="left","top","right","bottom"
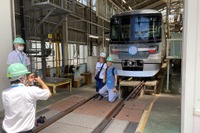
{"left": 34, "top": 76, "right": 43, "bottom": 84}
{"left": 113, "top": 87, "right": 117, "bottom": 92}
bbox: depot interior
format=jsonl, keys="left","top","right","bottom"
{"left": 0, "top": 0, "right": 199, "bottom": 133}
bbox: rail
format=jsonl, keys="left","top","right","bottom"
{"left": 34, "top": 94, "right": 96, "bottom": 133}
{"left": 92, "top": 81, "right": 145, "bottom": 133}
{"left": 34, "top": 81, "right": 144, "bottom": 132}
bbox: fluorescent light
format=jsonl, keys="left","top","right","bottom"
{"left": 105, "top": 38, "right": 110, "bottom": 41}
{"left": 89, "top": 34, "right": 99, "bottom": 39}
{"left": 129, "top": 6, "right": 132, "bottom": 10}
{"left": 122, "top": 0, "right": 126, "bottom": 3}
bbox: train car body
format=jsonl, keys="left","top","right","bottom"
{"left": 109, "top": 9, "right": 164, "bottom": 77}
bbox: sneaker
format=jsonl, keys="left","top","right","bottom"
{"left": 93, "top": 94, "right": 99, "bottom": 100}
{"left": 115, "top": 95, "right": 120, "bottom": 100}
{"left": 116, "top": 91, "right": 120, "bottom": 100}
{"left": 98, "top": 95, "right": 104, "bottom": 101}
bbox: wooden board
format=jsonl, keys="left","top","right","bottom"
{"left": 81, "top": 72, "right": 92, "bottom": 85}
{"left": 73, "top": 76, "right": 85, "bottom": 88}
{"left": 145, "top": 80, "right": 158, "bottom": 86}
{"left": 120, "top": 81, "right": 141, "bottom": 87}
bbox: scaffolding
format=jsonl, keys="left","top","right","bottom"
{"left": 25, "top": 0, "right": 74, "bottom": 78}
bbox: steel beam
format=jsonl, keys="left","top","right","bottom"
{"left": 50, "top": 14, "right": 68, "bottom": 34}
{"left": 37, "top": 7, "right": 56, "bottom": 28}
{"left": 129, "top": 0, "right": 151, "bottom": 9}
{"left": 143, "top": 0, "right": 165, "bottom": 9}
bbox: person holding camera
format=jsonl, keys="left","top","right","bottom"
{"left": 1, "top": 63, "right": 52, "bottom": 133}
{"left": 94, "top": 52, "right": 107, "bottom": 99}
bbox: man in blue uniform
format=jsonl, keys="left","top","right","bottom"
{"left": 99, "top": 56, "right": 119, "bottom": 102}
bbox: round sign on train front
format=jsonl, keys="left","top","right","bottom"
{"left": 128, "top": 46, "right": 138, "bottom": 55}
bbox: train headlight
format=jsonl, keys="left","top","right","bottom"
{"left": 111, "top": 47, "right": 119, "bottom": 54}
{"left": 149, "top": 45, "right": 158, "bottom": 53}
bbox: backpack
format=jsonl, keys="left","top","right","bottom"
{"left": 106, "top": 67, "right": 116, "bottom": 77}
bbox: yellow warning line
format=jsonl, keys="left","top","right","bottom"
{"left": 135, "top": 95, "right": 159, "bottom": 133}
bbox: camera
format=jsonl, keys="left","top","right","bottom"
{"left": 34, "top": 71, "right": 39, "bottom": 78}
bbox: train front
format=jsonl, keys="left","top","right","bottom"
{"left": 109, "top": 10, "right": 163, "bottom": 77}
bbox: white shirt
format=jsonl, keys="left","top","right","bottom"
{"left": 96, "top": 62, "right": 107, "bottom": 79}
{"left": 7, "top": 50, "right": 30, "bottom": 66}
{"left": 2, "top": 84, "right": 50, "bottom": 133}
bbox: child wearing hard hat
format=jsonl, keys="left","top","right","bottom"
{"left": 1, "top": 63, "right": 52, "bottom": 133}
{"left": 98, "top": 56, "right": 120, "bottom": 102}
{"left": 94, "top": 52, "right": 107, "bottom": 99}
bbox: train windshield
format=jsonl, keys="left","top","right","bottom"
{"left": 110, "top": 19, "right": 120, "bottom": 40}
{"left": 121, "top": 17, "right": 131, "bottom": 41}
{"left": 110, "top": 15, "right": 162, "bottom": 42}
{"left": 133, "top": 16, "right": 161, "bottom": 41}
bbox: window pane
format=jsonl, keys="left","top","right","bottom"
{"left": 110, "top": 19, "right": 120, "bottom": 40}
{"left": 121, "top": 17, "right": 131, "bottom": 41}
{"left": 92, "top": 46, "right": 97, "bottom": 56}
{"left": 92, "top": 0, "right": 96, "bottom": 11}
{"left": 83, "top": 0, "right": 87, "bottom": 5}
{"left": 133, "top": 16, "right": 162, "bottom": 41}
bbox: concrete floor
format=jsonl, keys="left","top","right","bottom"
{"left": 143, "top": 65, "right": 181, "bottom": 133}
{"left": 0, "top": 83, "right": 96, "bottom": 130}
{"left": 1, "top": 76, "right": 181, "bottom": 133}
{"left": 36, "top": 83, "right": 96, "bottom": 111}
{"left": 37, "top": 79, "right": 181, "bottom": 133}
{"left": 144, "top": 94, "right": 181, "bottom": 133}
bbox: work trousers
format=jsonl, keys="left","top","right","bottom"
{"left": 96, "top": 78, "right": 104, "bottom": 92}
{"left": 99, "top": 85, "right": 119, "bottom": 102}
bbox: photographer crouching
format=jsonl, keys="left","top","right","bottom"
{"left": 1, "top": 63, "right": 52, "bottom": 133}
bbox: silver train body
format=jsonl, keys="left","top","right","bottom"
{"left": 109, "top": 9, "right": 164, "bottom": 77}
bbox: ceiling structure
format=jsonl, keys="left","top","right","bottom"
{"left": 124, "top": 0, "right": 167, "bottom": 11}
{"left": 119, "top": 0, "right": 184, "bottom": 32}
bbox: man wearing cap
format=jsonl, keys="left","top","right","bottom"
{"left": 7, "top": 37, "right": 30, "bottom": 67}
{"left": 1, "top": 63, "right": 52, "bottom": 133}
{"left": 98, "top": 56, "right": 120, "bottom": 102}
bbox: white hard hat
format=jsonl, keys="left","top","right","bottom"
{"left": 100, "top": 52, "right": 106, "bottom": 58}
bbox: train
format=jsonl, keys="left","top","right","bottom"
{"left": 109, "top": 9, "right": 165, "bottom": 77}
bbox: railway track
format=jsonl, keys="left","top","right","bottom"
{"left": 34, "top": 94, "right": 96, "bottom": 133}
{"left": 92, "top": 81, "right": 144, "bottom": 133}
{"left": 34, "top": 81, "right": 145, "bottom": 133}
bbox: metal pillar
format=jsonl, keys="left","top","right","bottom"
{"left": 11, "top": 0, "right": 16, "bottom": 39}
{"left": 89, "top": 0, "right": 93, "bottom": 56}
{"left": 166, "top": 0, "right": 171, "bottom": 39}
{"left": 55, "top": 32, "right": 61, "bottom": 77}
{"left": 41, "top": 20, "right": 47, "bottom": 79}
{"left": 41, "top": 39, "right": 47, "bottom": 79}
{"left": 165, "top": 59, "right": 171, "bottom": 92}
{"left": 102, "top": 20, "right": 105, "bottom": 52}
{"left": 62, "top": 17, "right": 68, "bottom": 67}
{"left": 164, "top": 0, "right": 172, "bottom": 93}
{"left": 20, "top": 0, "right": 26, "bottom": 52}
